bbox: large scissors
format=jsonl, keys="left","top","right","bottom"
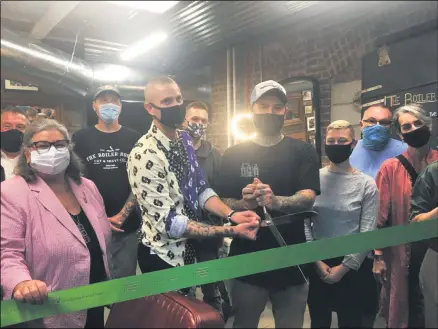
{"left": 261, "top": 207, "right": 319, "bottom": 284}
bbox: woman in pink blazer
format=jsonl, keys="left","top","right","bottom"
{"left": 1, "top": 119, "right": 112, "bottom": 328}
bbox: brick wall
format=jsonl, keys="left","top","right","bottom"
{"left": 208, "top": 1, "right": 438, "bottom": 153}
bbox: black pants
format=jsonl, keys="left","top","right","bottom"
{"left": 308, "top": 257, "right": 365, "bottom": 328}
{"left": 138, "top": 243, "right": 195, "bottom": 297}
{"left": 408, "top": 263, "right": 426, "bottom": 328}
{"left": 195, "top": 240, "right": 230, "bottom": 317}
{"left": 407, "top": 241, "right": 427, "bottom": 328}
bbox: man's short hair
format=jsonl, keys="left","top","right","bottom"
{"left": 144, "top": 76, "right": 178, "bottom": 103}
{"left": 1, "top": 106, "right": 27, "bottom": 118}
{"left": 327, "top": 120, "right": 355, "bottom": 139}
{"left": 360, "top": 104, "right": 391, "bottom": 119}
{"left": 26, "top": 107, "right": 39, "bottom": 117}
{"left": 186, "top": 101, "right": 209, "bottom": 113}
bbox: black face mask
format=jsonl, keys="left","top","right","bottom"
{"left": 325, "top": 143, "right": 353, "bottom": 164}
{"left": 150, "top": 103, "right": 186, "bottom": 129}
{"left": 1, "top": 129, "right": 23, "bottom": 153}
{"left": 253, "top": 114, "right": 284, "bottom": 136}
{"left": 402, "top": 125, "right": 431, "bottom": 148}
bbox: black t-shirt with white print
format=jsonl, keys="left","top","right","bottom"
{"left": 216, "top": 137, "right": 321, "bottom": 290}
{"left": 72, "top": 126, "right": 142, "bottom": 233}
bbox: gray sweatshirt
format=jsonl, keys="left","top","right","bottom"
{"left": 304, "top": 166, "right": 379, "bottom": 271}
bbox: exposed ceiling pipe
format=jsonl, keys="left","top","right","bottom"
{"left": 0, "top": 28, "right": 163, "bottom": 100}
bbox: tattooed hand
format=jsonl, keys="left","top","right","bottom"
{"left": 241, "top": 184, "right": 259, "bottom": 210}
{"left": 230, "top": 210, "right": 261, "bottom": 225}
{"left": 234, "top": 220, "right": 260, "bottom": 240}
{"left": 252, "top": 177, "right": 277, "bottom": 210}
{"left": 108, "top": 213, "right": 125, "bottom": 233}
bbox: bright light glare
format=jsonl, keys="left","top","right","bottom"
{"left": 107, "top": 1, "right": 179, "bottom": 14}
{"left": 1, "top": 39, "right": 93, "bottom": 78}
{"left": 93, "top": 65, "right": 130, "bottom": 82}
{"left": 121, "top": 31, "right": 168, "bottom": 61}
{"left": 231, "top": 113, "right": 257, "bottom": 141}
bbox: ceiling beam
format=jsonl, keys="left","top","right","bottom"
{"left": 30, "top": 1, "right": 80, "bottom": 40}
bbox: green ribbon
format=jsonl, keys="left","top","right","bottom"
{"left": 1, "top": 219, "right": 437, "bottom": 327}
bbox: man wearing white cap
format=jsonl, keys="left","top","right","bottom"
{"left": 216, "top": 80, "right": 321, "bottom": 328}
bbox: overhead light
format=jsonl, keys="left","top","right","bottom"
{"left": 120, "top": 31, "right": 168, "bottom": 61}
{"left": 93, "top": 65, "right": 130, "bottom": 82}
{"left": 107, "top": 1, "right": 179, "bottom": 14}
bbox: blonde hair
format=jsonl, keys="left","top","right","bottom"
{"left": 144, "top": 76, "right": 177, "bottom": 103}
{"left": 326, "top": 120, "right": 355, "bottom": 139}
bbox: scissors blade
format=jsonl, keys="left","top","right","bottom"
{"left": 261, "top": 210, "right": 318, "bottom": 227}
{"left": 263, "top": 207, "right": 287, "bottom": 246}
{"left": 263, "top": 207, "right": 309, "bottom": 284}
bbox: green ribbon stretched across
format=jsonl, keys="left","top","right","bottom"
{"left": 1, "top": 219, "right": 437, "bottom": 327}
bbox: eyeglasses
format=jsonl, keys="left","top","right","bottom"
{"left": 31, "top": 140, "right": 70, "bottom": 154}
{"left": 362, "top": 119, "right": 393, "bottom": 127}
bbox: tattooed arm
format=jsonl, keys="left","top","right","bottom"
{"left": 252, "top": 178, "right": 316, "bottom": 213}
{"left": 271, "top": 190, "right": 316, "bottom": 213}
{"left": 221, "top": 198, "right": 251, "bottom": 211}
{"left": 119, "top": 193, "right": 138, "bottom": 221}
{"left": 107, "top": 193, "right": 138, "bottom": 232}
{"left": 183, "top": 220, "right": 258, "bottom": 240}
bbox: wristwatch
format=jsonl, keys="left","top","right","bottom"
{"left": 225, "top": 210, "right": 237, "bottom": 224}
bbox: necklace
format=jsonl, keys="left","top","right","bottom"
{"left": 71, "top": 212, "right": 91, "bottom": 244}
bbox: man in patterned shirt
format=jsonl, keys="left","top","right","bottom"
{"left": 127, "top": 77, "right": 260, "bottom": 278}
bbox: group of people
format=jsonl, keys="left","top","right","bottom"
{"left": 0, "top": 77, "right": 436, "bottom": 329}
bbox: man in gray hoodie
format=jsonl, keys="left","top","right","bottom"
{"left": 182, "top": 101, "right": 231, "bottom": 320}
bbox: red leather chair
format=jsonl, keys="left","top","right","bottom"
{"left": 105, "top": 292, "right": 224, "bottom": 328}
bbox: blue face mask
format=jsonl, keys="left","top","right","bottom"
{"left": 362, "top": 124, "right": 391, "bottom": 151}
{"left": 98, "top": 103, "right": 121, "bottom": 124}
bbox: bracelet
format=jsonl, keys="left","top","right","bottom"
{"left": 226, "top": 210, "right": 237, "bottom": 224}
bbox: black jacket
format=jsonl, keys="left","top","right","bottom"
{"left": 196, "top": 140, "right": 221, "bottom": 191}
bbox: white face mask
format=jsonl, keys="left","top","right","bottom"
{"left": 30, "top": 147, "right": 70, "bottom": 175}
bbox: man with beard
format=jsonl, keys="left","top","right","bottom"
{"left": 216, "top": 80, "right": 321, "bottom": 328}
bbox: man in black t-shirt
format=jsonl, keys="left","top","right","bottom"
{"left": 73, "top": 85, "right": 141, "bottom": 279}
{"left": 216, "top": 80, "right": 321, "bottom": 328}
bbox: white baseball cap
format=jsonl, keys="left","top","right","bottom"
{"left": 250, "top": 80, "right": 288, "bottom": 105}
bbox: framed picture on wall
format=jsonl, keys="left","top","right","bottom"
{"left": 4, "top": 79, "right": 39, "bottom": 92}
{"left": 302, "top": 90, "right": 312, "bottom": 101}
{"left": 307, "top": 116, "right": 316, "bottom": 132}
{"left": 305, "top": 105, "right": 313, "bottom": 115}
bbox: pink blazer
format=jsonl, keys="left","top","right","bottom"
{"left": 1, "top": 175, "right": 112, "bottom": 328}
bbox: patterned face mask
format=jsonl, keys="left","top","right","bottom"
{"left": 185, "top": 121, "right": 206, "bottom": 139}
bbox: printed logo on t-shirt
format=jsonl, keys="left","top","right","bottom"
{"left": 240, "top": 163, "right": 259, "bottom": 178}
{"left": 84, "top": 146, "right": 130, "bottom": 170}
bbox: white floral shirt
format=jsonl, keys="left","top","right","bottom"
{"left": 127, "top": 123, "right": 216, "bottom": 267}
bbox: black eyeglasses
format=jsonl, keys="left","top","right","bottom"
{"left": 362, "top": 119, "right": 393, "bottom": 127}
{"left": 31, "top": 140, "right": 70, "bottom": 154}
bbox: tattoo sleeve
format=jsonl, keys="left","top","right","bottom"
{"left": 222, "top": 198, "right": 248, "bottom": 211}
{"left": 183, "top": 221, "right": 236, "bottom": 239}
{"left": 120, "top": 193, "right": 138, "bottom": 219}
{"left": 272, "top": 189, "right": 316, "bottom": 214}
